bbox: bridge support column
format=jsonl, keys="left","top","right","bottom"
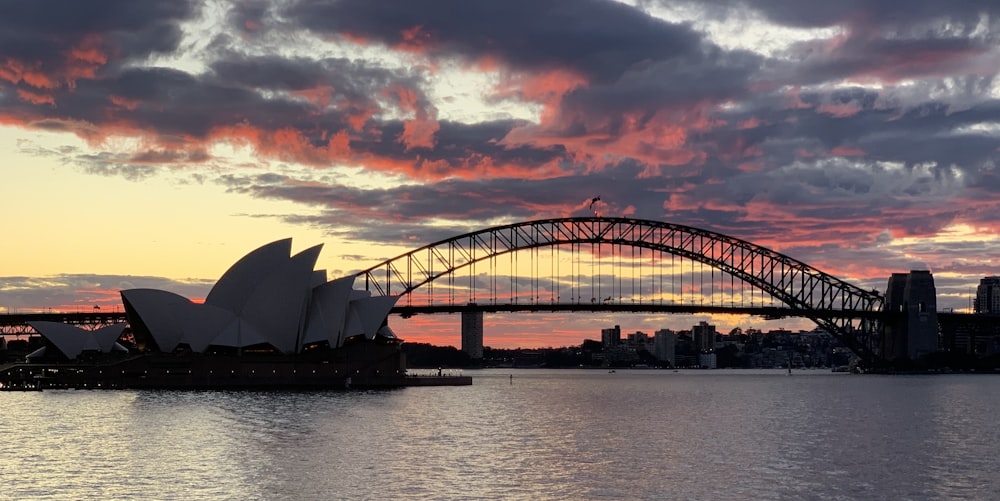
{"left": 461, "top": 309, "right": 483, "bottom": 360}
{"left": 884, "top": 270, "right": 938, "bottom": 361}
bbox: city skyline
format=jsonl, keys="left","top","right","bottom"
{"left": 4, "top": 1, "right": 1000, "bottom": 347}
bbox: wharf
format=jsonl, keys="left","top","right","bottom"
{"left": 0, "top": 382, "right": 42, "bottom": 391}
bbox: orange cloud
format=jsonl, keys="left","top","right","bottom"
{"left": 394, "top": 25, "right": 433, "bottom": 54}
{"left": 109, "top": 95, "right": 140, "bottom": 110}
{"left": 505, "top": 104, "right": 708, "bottom": 174}
{"left": 291, "top": 86, "right": 335, "bottom": 109}
{"left": 0, "top": 58, "right": 58, "bottom": 89}
{"left": 340, "top": 32, "right": 367, "bottom": 45}
{"left": 16, "top": 88, "right": 55, "bottom": 105}
{"left": 495, "top": 68, "right": 587, "bottom": 126}
{"left": 326, "top": 130, "right": 352, "bottom": 156}
{"left": 736, "top": 161, "right": 765, "bottom": 172}
{"left": 785, "top": 86, "right": 812, "bottom": 110}
{"left": 400, "top": 116, "right": 440, "bottom": 150}
{"left": 21, "top": 69, "right": 59, "bottom": 89}
{"left": 345, "top": 106, "right": 375, "bottom": 131}
{"left": 855, "top": 45, "right": 992, "bottom": 84}
{"left": 67, "top": 35, "right": 107, "bottom": 65}
{"left": 817, "top": 102, "right": 862, "bottom": 117}
{"left": 1, "top": 35, "right": 107, "bottom": 93}
{"left": 831, "top": 146, "right": 865, "bottom": 157}
{"left": 384, "top": 84, "right": 439, "bottom": 150}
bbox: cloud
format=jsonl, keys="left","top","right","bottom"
{"left": 0, "top": 274, "right": 214, "bottom": 313}
{"left": 0, "top": 1, "right": 193, "bottom": 93}
{"left": 7, "top": 0, "right": 1000, "bottom": 324}
{"left": 286, "top": 0, "right": 704, "bottom": 82}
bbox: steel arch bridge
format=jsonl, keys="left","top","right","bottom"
{"left": 354, "top": 217, "right": 887, "bottom": 365}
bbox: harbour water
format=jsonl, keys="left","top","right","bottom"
{"left": 2, "top": 369, "right": 999, "bottom": 500}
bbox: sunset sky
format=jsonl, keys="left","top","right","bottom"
{"left": 4, "top": 0, "right": 1000, "bottom": 348}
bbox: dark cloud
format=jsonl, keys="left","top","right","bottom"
{"left": 557, "top": 46, "right": 763, "bottom": 128}
{"left": 0, "top": 274, "right": 214, "bottom": 313}
{"left": 210, "top": 54, "right": 417, "bottom": 104}
{"left": 215, "top": 163, "right": 696, "bottom": 248}
{"left": 688, "top": 0, "right": 1000, "bottom": 31}
{"left": 286, "top": 0, "right": 704, "bottom": 83}
{"left": 0, "top": 1, "right": 194, "bottom": 74}
{"left": 4, "top": 0, "right": 1000, "bottom": 317}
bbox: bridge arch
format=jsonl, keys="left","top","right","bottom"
{"left": 354, "top": 217, "right": 885, "bottom": 364}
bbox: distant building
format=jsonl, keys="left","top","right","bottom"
{"left": 653, "top": 329, "right": 675, "bottom": 367}
{"left": 627, "top": 331, "right": 648, "bottom": 345}
{"left": 698, "top": 352, "right": 717, "bottom": 369}
{"left": 601, "top": 325, "right": 621, "bottom": 348}
{"left": 692, "top": 321, "right": 716, "bottom": 352}
{"left": 624, "top": 331, "right": 653, "bottom": 355}
{"left": 975, "top": 276, "right": 1000, "bottom": 314}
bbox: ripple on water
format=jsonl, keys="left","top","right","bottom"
{"left": 2, "top": 372, "right": 1000, "bottom": 500}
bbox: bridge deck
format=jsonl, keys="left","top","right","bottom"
{"left": 392, "top": 303, "right": 889, "bottom": 319}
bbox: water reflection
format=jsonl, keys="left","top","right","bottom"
{"left": 2, "top": 371, "right": 999, "bottom": 499}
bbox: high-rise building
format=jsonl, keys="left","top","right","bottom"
{"left": 975, "top": 276, "right": 1000, "bottom": 313}
{"left": 653, "top": 329, "right": 676, "bottom": 367}
{"left": 627, "top": 331, "right": 649, "bottom": 345}
{"left": 692, "top": 321, "right": 716, "bottom": 352}
{"left": 601, "top": 325, "right": 621, "bottom": 348}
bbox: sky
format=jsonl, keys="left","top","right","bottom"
{"left": 3, "top": 0, "right": 1000, "bottom": 348}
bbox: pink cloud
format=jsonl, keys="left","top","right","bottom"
{"left": 16, "top": 89, "right": 55, "bottom": 105}
{"left": 830, "top": 146, "right": 865, "bottom": 157}
{"left": 817, "top": 103, "right": 862, "bottom": 117}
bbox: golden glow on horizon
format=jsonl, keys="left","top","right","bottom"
{"left": 0, "top": 126, "right": 334, "bottom": 278}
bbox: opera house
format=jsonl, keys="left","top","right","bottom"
{"left": 3, "top": 239, "right": 415, "bottom": 389}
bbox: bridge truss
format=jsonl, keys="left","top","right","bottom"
{"left": 355, "top": 217, "right": 887, "bottom": 365}
{"left": 0, "top": 312, "right": 128, "bottom": 336}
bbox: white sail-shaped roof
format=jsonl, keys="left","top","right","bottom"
{"left": 350, "top": 295, "right": 401, "bottom": 340}
{"left": 25, "top": 346, "right": 47, "bottom": 359}
{"left": 121, "top": 289, "right": 192, "bottom": 352}
{"left": 237, "top": 244, "right": 322, "bottom": 353}
{"left": 209, "top": 317, "right": 269, "bottom": 348}
{"left": 343, "top": 290, "right": 372, "bottom": 339}
{"left": 171, "top": 302, "right": 238, "bottom": 353}
{"left": 118, "top": 238, "right": 400, "bottom": 355}
{"left": 205, "top": 238, "right": 292, "bottom": 314}
{"left": 29, "top": 321, "right": 127, "bottom": 359}
{"left": 310, "top": 270, "right": 328, "bottom": 288}
{"left": 377, "top": 323, "right": 398, "bottom": 339}
{"left": 91, "top": 323, "right": 129, "bottom": 352}
{"left": 302, "top": 276, "right": 356, "bottom": 348}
